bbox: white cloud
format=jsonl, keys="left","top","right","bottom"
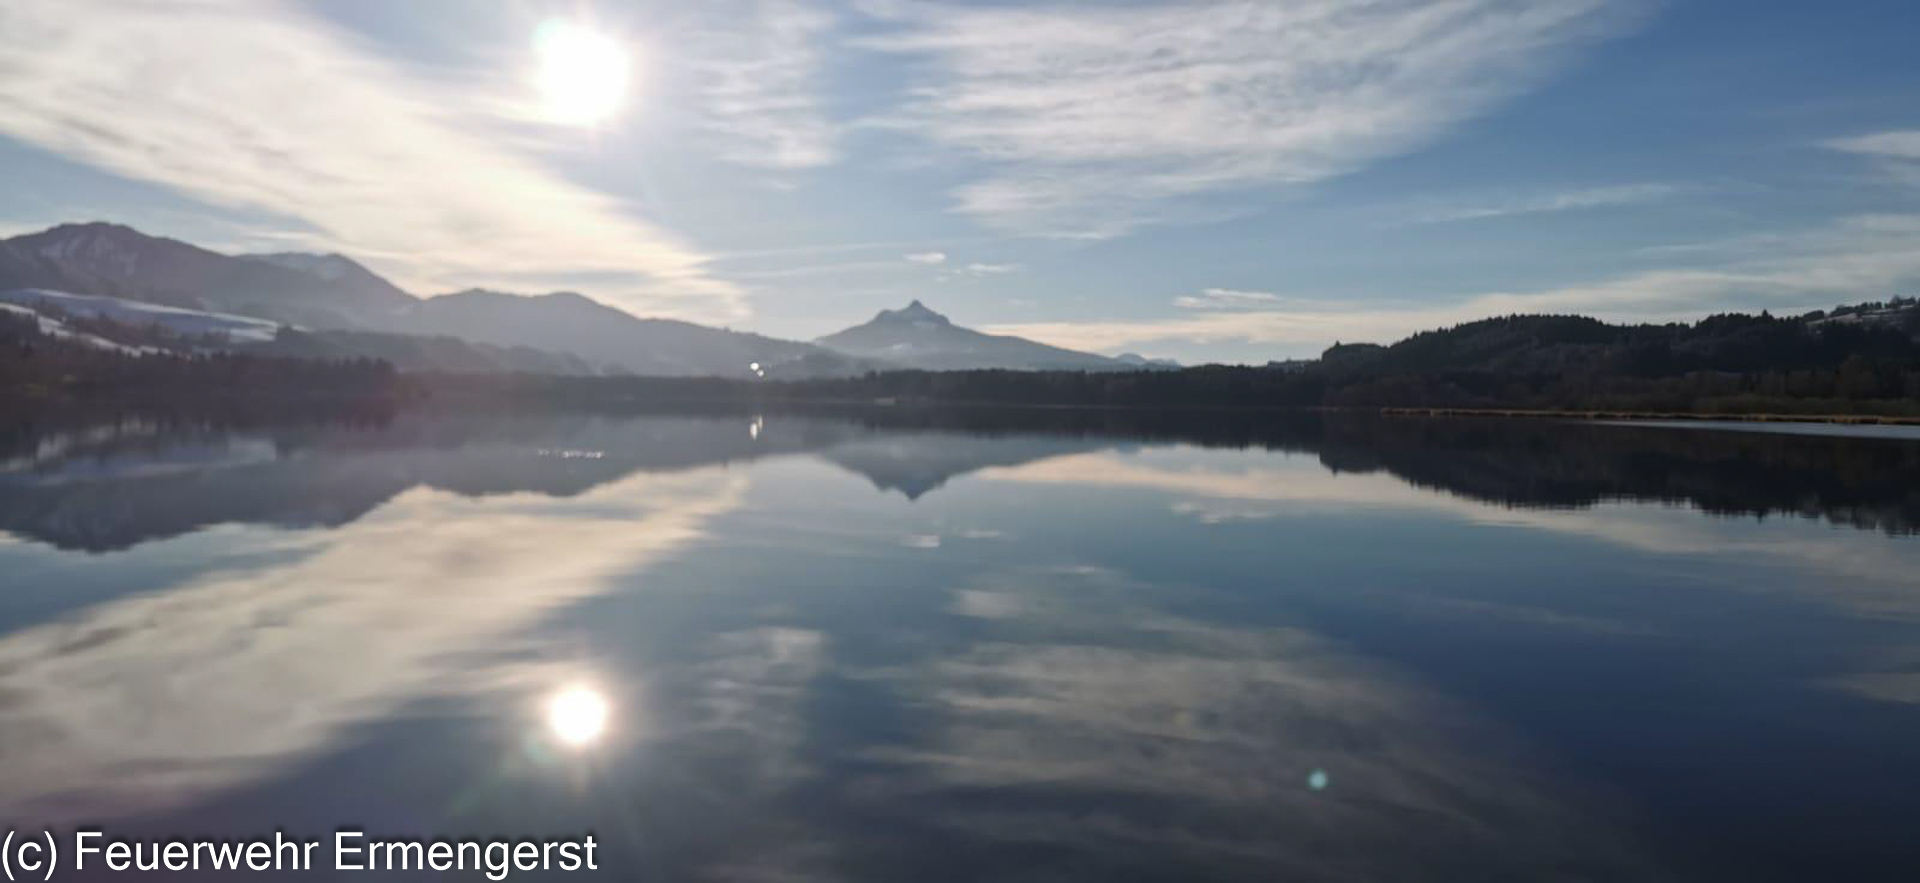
{"left": 986, "top": 213, "right": 1920, "bottom": 354}
{"left": 685, "top": 0, "right": 839, "bottom": 170}
{"left": 1173, "top": 288, "right": 1284, "bottom": 310}
{"left": 1828, "top": 130, "right": 1920, "bottom": 187}
{"left": 1398, "top": 183, "right": 1680, "bottom": 226}
{"left": 1827, "top": 130, "right": 1920, "bottom": 160}
{"left": 865, "top": 561, "right": 1656, "bottom": 876}
{"left": 905, "top": 251, "right": 948, "bottom": 264}
{"left": 932, "top": 260, "right": 1023, "bottom": 281}
{"left": 0, "top": 0, "right": 743, "bottom": 321}
{"left": 859, "top": 0, "right": 1646, "bottom": 238}
{"left": 731, "top": 259, "right": 905, "bottom": 280}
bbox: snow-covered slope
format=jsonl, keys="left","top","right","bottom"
{"left": 2, "top": 223, "right": 414, "bottom": 329}
{"left": 0, "top": 301, "right": 153, "bottom": 354}
{"left": 0, "top": 288, "right": 283, "bottom": 343}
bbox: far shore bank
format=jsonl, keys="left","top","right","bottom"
{"left": 7, "top": 384, "right": 1920, "bottom": 429}
{"left": 1378, "top": 406, "right": 1920, "bottom": 426}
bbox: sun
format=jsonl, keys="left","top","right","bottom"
{"left": 545, "top": 684, "right": 611, "bottom": 747}
{"left": 533, "top": 21, "right": 631, "bottom": 127}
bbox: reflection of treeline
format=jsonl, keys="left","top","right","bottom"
{"left": 1307, "top": 413, "right": 1920, "bottom": 536}
{"left": 0, "top": 309, "right": 402, "bottom": 402}
{"left": 817, "top": 408, "right": 1920, "bottom": 535}
{"left": 8, "top": 403, "right": 1916, "bottom": 548}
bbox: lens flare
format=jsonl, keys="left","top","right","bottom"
{"left": 533, "top": 21, "right": 630, "bottom": 126}
{"left": 545, "top": 685, "right": 610, "bottom": 747}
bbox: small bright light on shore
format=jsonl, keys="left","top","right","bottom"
{"left": 533, "top": 21, "right": 630, "bottom": 126}
{"left": 545, "top": 685, "right": 610, "bottom": 747}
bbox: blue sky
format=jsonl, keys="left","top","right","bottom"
{"left": 2, "top": 0, "right": 1918, "bottom": 362}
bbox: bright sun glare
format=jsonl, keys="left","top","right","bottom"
{"left": 545, "top": 684, "right": 611, "bottom": 747}
{"left": 533, "top": 21, "right": 630, "bottom": 126}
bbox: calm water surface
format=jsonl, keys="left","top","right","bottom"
{"left": 2, "top": 410, "right": 1918, "bottom": 881}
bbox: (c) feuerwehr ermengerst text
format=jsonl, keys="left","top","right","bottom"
{"left": 2, "top": 830, "right": 599, "bottom": 879}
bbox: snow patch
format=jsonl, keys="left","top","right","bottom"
{"left": 0, "top": 289, "right": 282, "bottom": 344}
{"left": 0, "top": 302, "right": 155, "bottom": 355}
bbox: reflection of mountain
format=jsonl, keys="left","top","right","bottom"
{"left": 0, "top": 414, "right": 817, "bottom": 551}
{"left": 3, "top": 409, "right": 1916, "bottom": 552}
{"left": 820, "top": 432, "right": 1110, "bottom": 499}
{"left": 0, "top": 413, "right": 1110, "bottom": 551}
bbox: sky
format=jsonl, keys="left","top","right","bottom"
{"left": 1, "top": 0, "right": 1918, "bottom": 363}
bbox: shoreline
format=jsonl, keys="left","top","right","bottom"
{"left": 7, "top": 388, "right": 1920, "bottom": 427}
{"left": 1377, "top": 407, "right": 1920, "bottom": 426}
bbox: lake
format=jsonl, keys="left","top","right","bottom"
{"left": 2, "top": 409, "right": 1917, "bottom": 881}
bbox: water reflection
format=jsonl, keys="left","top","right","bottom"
{"left": 3, "top": 410, "right": 1917, "bottom": 554}
{"left": 839, "top": 566, "right": 1656, "bottom": 880}
{"left": 0, "top": 466, "right": 742, "bottom": 821}
{"left": 0, "top": 410, "right": 1915, "bottom": 880}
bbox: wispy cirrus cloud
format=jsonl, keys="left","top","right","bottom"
{"left": 0, "top": 0, "right": 743, "bottom": 320}
{"left": 987, "top": 213, "right": 1920, "bottom": 355}
{"left": 1827, "top": 130, "right": 1920, "bottom": 160}
{"left": 904, "top": 251, "right": 948, "bottom": 265}
{"left": 684, "top": 0, "right": 839, "bottom": 170}
{"left": 923, "top": 258, "right": 1024, "bottom": 280}
{"left": 1828, "top": 130, "right": 1920, "bottom": 186}
{"left": 1396, "top": 183, "right": 1681, "bottom": 226}
{"left": 859, "top": 0, "right": 1648, "bottom": 239}
{"left": 952, "top": 261, "right": 1020, "bottom": 277}
{"left": 1174, "top": 288, "right": 1284, "bottom": 310}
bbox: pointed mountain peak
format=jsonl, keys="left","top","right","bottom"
{"left": 877, "top": 299, "right": 949, "bottom": 325}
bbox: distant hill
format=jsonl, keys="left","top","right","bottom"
{"left": 585, "top": 300, "right": 1913, "bottom": 417}
{"left": 1316, "top": 305, "right": 1920, "bottom": 381}
{"left": 1116, "top": 352, "right": 1180, "bottom": 369}
{"left": 3, "top": 223, "right": 414, "bottom": 329}
{"left": 11, "top": 219, "right": 1917, "bottom": 409}
{"left": 0, "top": 222, "right": 878, "bottom": 378}
{"left": 817, "top": 300, "right": 1121, "bottom": 371}
{"left": 397, "top": 289, "right": 879, "bottom": 378}
{"left": 0, "top": 287, "right": 605, "bottom": 375}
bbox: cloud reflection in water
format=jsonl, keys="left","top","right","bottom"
{"left": 810, "top": 565, "right": 1659, "bottom": 881}
{"left": 0, "top": 468, "right": 743, "bottom": 821}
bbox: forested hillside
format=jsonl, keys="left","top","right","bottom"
{"left": 8, "top": 298, "right": 1920, "bottom": 418}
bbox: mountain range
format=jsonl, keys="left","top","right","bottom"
{"left": 0, "top": 222, "right": 1153, "bottom": 377}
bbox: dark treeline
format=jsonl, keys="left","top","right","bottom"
{"left": 0, "top": 308, "right": 403, "bottom": 404}
{"left": 424, "top": 305, "right": 1920, "bottom": 416}
{"left": 7, "top": 299, "right": 1920, "bottom": 417}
